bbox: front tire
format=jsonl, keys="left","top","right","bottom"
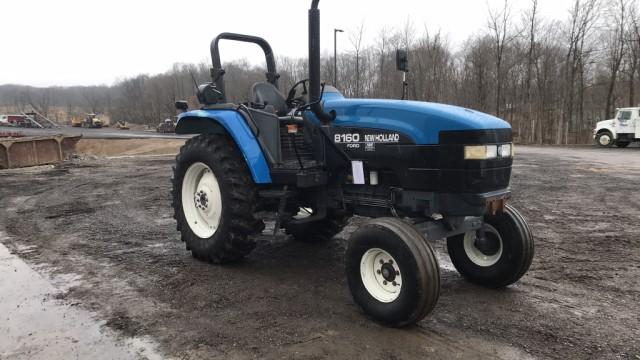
{"left": 446, "top": 204, "right": 534, "bottom": 288}
{"left": 596, "top": 131, "right": 614, "bottom": 147}
{"left": 346, "top": 218, "right": 440, "bottom": 327}
{"left": 172, "top": 134, "right": 262, "bottom": 264}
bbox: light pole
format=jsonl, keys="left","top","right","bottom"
{"left": 334, "top": 28, "right": 344, "bottom": 88}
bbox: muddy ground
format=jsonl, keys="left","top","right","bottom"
{"left": 75, "top": 138, "right": 185, "bottom": 157}
{"left": 0, "top": 145, "right": 639, "bottom": 359}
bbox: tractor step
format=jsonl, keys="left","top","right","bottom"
{"left": 277, "top": 158, "right": 318, "bottom": 169}
{"left": 270, "top": 168, "right": 327, "bottom": 188}
{"left": 258, "top": 189, "right": 296, "bottom": 198}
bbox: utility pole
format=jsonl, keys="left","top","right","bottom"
{"left": 334, "top": 28, "right": 344, "bottom": 88}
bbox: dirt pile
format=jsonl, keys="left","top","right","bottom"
{"left": 75, "top": 138, "right": 185, "bottom": 157}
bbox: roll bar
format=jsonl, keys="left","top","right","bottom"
{"left": 210, "top": 32, "right": 279, "bottom": 103}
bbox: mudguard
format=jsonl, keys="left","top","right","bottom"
{"left": 594, "top": 120, "right": 617, "bottom": 138}
{"left": 176, "top": 109, "right": 272, "bottom": 183}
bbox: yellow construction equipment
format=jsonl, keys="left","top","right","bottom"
{"left": 72, "top": 114, "right": 103, "bottom": 128}
{"left": 114, "top": 120, "right": 130, "bottom": 130}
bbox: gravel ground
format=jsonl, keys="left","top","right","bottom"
{"left": 0, "top": 145, "right": 639, "bottom": 359}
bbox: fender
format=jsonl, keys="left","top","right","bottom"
{"left": 594, "top": 120, "right": 617, "bottom": 139}
{"left": 176, "top": 109, "right": 272, "bottom": 183}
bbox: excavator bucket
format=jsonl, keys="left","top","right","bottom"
{"left": 0, "top": 135, "right": 81, "bottom": 169}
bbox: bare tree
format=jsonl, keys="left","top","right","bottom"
{"left": 524, "top": 0, "right": 539, "bottom": 142}
{"left": 349, "top": 22, "right": 365, "bottom": 98}
{"left": 626, "top": 1, "right": 640, "bottom": 106}
{"left": 21, "top": 87, "right": 52, "bottom": 117}
{"left": 374, "top": 27, "right": 389, "bottom": 98}
{"left": 604, "top": 0, "right": 629, "bottom": 118}
{"left": 82, "top": 86, "right": 108, "bottom": 114}
{"left": 562, "top": 0, "right": 601, "bottom": 144}
{"left": 488, "top": 0, "right": 517, "bottom": 117}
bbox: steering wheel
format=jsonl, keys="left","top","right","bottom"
{"left": 286, "top": 79, "right": 309, "bottom": 108}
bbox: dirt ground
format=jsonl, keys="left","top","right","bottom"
{"left": 0, "top": 145, "right": 639, "bottom": 359}
{"left": 75, "top": 138, "right": 186, "bottom": 157}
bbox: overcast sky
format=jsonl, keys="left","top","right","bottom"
{"left": 0, "top": 0, "right": 575, "bottom": 87}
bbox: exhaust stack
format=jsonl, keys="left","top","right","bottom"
{"left": 309, "top": 0, "right": 335, "bottom": 123}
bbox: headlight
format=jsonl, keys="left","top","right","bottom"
{"left": 464, "top": 145, "right": 495, "bottom": 160}
{"left": 464, "top": 144, "right": 512, "bottom": 160}
{"left": 498, "top": 143, "right": 512, "bottom": 157}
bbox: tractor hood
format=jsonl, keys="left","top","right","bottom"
{"left": 317, "top": 90, "right": 510, "bottom": 145}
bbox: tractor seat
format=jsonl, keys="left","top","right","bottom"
{"left": 249, "top": 82, "right": 289, "bottom": 116}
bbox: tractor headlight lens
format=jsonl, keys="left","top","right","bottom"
{"left": 499, "top": 143, "right": 512, "bottom": 157}
{"left": 486, "top": 145, "right": 498, "bottom": 158}
{"left": 464, "top": 144, "right": 512, "bottom": 160}
{"left": 463, "top": 146, "right": 483, "bottom": 159}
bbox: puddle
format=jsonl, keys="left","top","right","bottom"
{"left": 0, "top": 231, "right": 167, "bottom": 360}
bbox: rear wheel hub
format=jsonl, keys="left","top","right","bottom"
{"left": 181, "top": 162, "right": 222, "bottom": 239}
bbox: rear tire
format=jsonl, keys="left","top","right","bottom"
{"left": 172, "top": 134, "right": 263, "bottom": 264}
{"left": 616, "top": 141, "right": 630, "bottom": 148}
{"left": 446, "top": 204, "right": 534, "bottom": 288}
{"left": 346, "top": 218, "right": 440, "bottom": 327}
{"left": 596, "top": 131, "right": 614, "bottom": 147}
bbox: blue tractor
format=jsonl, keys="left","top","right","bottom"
{"left": 172, "top": 0, "right": 534, "bottom": 327}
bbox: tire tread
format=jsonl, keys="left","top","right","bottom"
{"left": 171, "top": 134, "right": 262, "bottom": 264}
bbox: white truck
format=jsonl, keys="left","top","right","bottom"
{"left": 594, "top": 107, "right": 640, "bottom": 147}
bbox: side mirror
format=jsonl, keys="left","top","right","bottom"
{"left": 175, "top": 101, "right": 189, "bottom": 112}
{"left": 396, "top": 49, "right": 409, "bottom": 73}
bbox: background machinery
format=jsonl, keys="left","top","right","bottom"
{"left": 170, "top": 0, "right": 534, "bottom": 327}
{"left": 157, "top": 118, "right": 176, "bottom": 133}
{"left": 72, "top": 113, "right": 103, "bottom": 128}
{"left": 114, "top": 120, "right": 130, "bottom": 130}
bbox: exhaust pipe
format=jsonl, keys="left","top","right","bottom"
{"left": 309, "top": 0, "right": 335, "bottom": 123}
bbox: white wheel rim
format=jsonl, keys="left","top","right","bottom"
{"left": 463, "top": 224, "right": 503, "bottom": 267}
{"left": 181, "top": 162, "right": 222, "bottom": 238}
{"left": 599, "top": 134, "right": 611, "bottom": 146}
{"left": 360, "top": 248, "right": 402, "bottom": 303}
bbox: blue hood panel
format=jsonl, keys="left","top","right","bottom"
{"left": 320, "top": 97, "right": 510, "bottom": 145}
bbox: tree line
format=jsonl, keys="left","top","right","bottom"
{"left": 1, "top": 0, "right": 638, "bottom": 144}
